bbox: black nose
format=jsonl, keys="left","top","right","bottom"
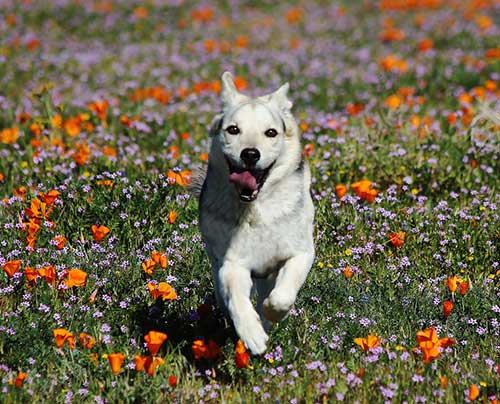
{"left": 240, "top": 148, "right": 260, "bottom": 166}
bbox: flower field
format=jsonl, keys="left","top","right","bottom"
{"left": 0, "top": 0, "right": 499, "bottom": 402}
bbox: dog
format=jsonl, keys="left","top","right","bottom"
{"left": 198, "top": 72, "right": 315, "bottom": 355}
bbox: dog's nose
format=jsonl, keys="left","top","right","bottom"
{"left": 240, "top": 148, "right": 260, "bottom": 166}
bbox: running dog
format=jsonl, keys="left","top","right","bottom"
{"left": 198, "top": 72, "right": 314, "bottom": 354}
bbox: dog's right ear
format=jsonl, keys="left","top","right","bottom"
{"left": 208, "top": 113, "right": 224, "bottom": 137}
{"left": 221, "top": 71, "right": 247, "bottom": 109}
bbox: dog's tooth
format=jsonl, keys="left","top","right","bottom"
{"left": 252, "top": 190, "right": 258, "bottom": 197}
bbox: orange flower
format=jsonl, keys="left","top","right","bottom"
{"left": 24, "top": 267, "right": 38, "bottom": 283}
{"left": 3, "top": 260, "right": 21, "bottom": 278}
{"left": 384, "top": 94, "right": 402, "bottom": 109}
{"left": 344, "top": 266, "right": 353, "bottom": 279}
{"left": 354, "top": 335, "right": 381, "bottom": 352}
{"left": 88, "top": 100, "right": 109, "bottom": 121}
{"left": 53, "top": 328, "right": 75, "bottom": 349}
{"left": 417, "top": 38, "right": 433, "bottom": 52}
{"left": 134, "top": 355, "right": 148, "bottom": 372}
{"left": 443, "top": 300, "right": 453, "bottom": 318}
{"left": 380, "top": 27, "right": 405, "bottom": 42}
{"left": 0, "top": 127, "right": 19, "bottom": 144}
{"left": 64, "top": 269, "right": 87, "bottom": 288}
{"left": 64, "top": 118, "right": 80, "bottom": 137}
{"left": 72, "top": 143, "right": 91, "bottom": 166}
{"left": 469, "top": 384, "right": 480, "bottom": 401}
{"left": 303, "top": 143, "right": 314, "bottom": 157}
{"left": 459, "top": 280, "right": 468, "bottom": 296}
{"left": 144, "top": 330, "right": 168, "bottom": 355}
{"left": 380, "top": 55, "right": 408, "bottom": 73}
{"left": 142, "top": 258, "right": 156, "bottom": 275}
{"left": 145, "top": 356, "right": 164, "bottom": 376}
{"left": 15, "top": 372, "right": 27, "bottom": 388}
{"left": 446, "top": 276, "right": 459, "bottom": 293}
{"left": 169, "top": 375, "right": 177, "bottom": 387}
{"left": 286, "top": 7, "right": 303, "bottom": 24}
{"left": 439, "top": 376, "right": 448, "bottom": 389}
{"left": 107, "top": 352, "right": 125, "bottom": 375}
{"left": 235, "top": 339, "right": 250, "bottom": 368}
{"left": 91, "top": 224, "right": 110, "bottom": 242}
{"left": 135, "top": 355, "right": 164, "bottom": 376}
{"left": 416, "top": 327, "right": 455, "bottom": 364}
{"left": 151, "top": 251, "right": 168, "bottom": 269}
{"left": 351, "top": 180, "right": 378, "bottom": 203}
{"left": 147, "top": 282, "right": 177, "bottom": 301}
{"left": 79, "top": 332, "right": 96, "bottom": 349}
{"left": 336, "top": 184, "right": 348, "bottom": 199}
{"left": 389, "top": 231, "right": 405, "bottom": 247}
{"left": 25, "top": 198, "right": 52, "bottom": 221}
{"left": 37, "top": 265, "right": 56, "bottom": 285}
{"left": 167, "top": 211, "right": 177, "bottom": 224}
{"left": 167, "top": 170, "right": 192, "bottom": 186}
{"left": 38, "top": 190, "right": 60, "bottom": 205}
{"left": 53, "top": 236, "right": 67, "bottom": 249}
{"left": 234, "top": 76, "right": 247, "bottom": 91}
{"left": 192, "top": 339, "right": 208, "bottom": 359}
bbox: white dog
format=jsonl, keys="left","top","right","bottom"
{"left": 198, "top": 72, "right": 315, "bottom": 354}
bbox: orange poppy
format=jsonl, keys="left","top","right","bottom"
{"left": 145, "top": 356, "right": 164, "bottom": 376}
{"left": 142, "top": 258, "right": 156, "bottom": 275}
{"left": 416, "top": 327, "right": 455, "bottom": 364}
{"left": 88, "top": 100, "right": 109, "bottom": 121}
{"left": 354, "top": 335, "right": 381, "bottom": 352}
{"left": 336, "top": 184, "right": 348, "bottom": 199}
{"left": 192, "top": 339, "right": 208, "bottom": 359}
{"left": 446, "top": 276, "right": 459, "bottom": 293}
{"left": 3, "top": 260, "right": 21, "bottom": 278}
{"left": 169, "top": 374, "right": 177, "bottom": 387}
{"left": 303, "top": 143, "right": 314, "bottom": 157}
{"left": 25, "top": 198, "right": 52, "bottom": 221}
{"left": 91, "top": 224, "right": 110, "bottom": 242}
{"left": 144, "top": 330, "right": 168, "bottom": 355}
{"left": 351, "top": 180, "right": 378, "bottom": 203}
{"left": 389, "top": 231, "right": 406, "bottom": 247}
{"left": 167, "top": 211, "right": 177, "bottom": 224}
{"left": 469, "top": 384, "right": 480, "bottom": 401}
{"left": 0, "top": 127, "right": 19, "bottom": 144}
{"left": 37, "top": 265, "right": 56, "bottom": 285}
{"left": 53, "top": 236, "right": 67, "bottom": 250}
{"left": 147, "top": 282, "right": 177, "bottom": 301}
{"left": 235, "top": 339, "right": 250, "bottom": 368}
{"left": 384, "top": 94, "right": 402, "bottom": 109}
{"left": 443, "top": 301, "right": 453, "bottom": 318}
{"left": 134, "top": 355, "right": 148, "bottom": 372}
{"left": 79, "top": 332, "right": 96, "bottom": 349}
{"left": 107, "top": 352, "right": 125, "bottom": 375}
{"left": 53, "top": 328, "right": 75, "bottom": 349}
{"left": 417, "top": 38, "right": 433, "bottom": 52}
{"left": 167, "top": 170, "right": 192, "bottom": 186}
{"left": 439, "top": 376, "right": 448, "bottom": 389}
{"left": 38, "top": 190, "right": 60, "bottom": 205}
{"left": 344, "top": 266, "right": 353, "bottom": 279}
{"left": 64, "top": 269, "right": 87, "bottom": 288}
{"left": 15, "top": 372, "right": 27, "bottom": 388}
{"left": 151, "top": 252, "right": 168, "bottom": 269}
{"left": 24, "top": 267, "right": 38, "bottom": 283}
{"left": 459, "top": 280, "right": 468, "bottom": 296}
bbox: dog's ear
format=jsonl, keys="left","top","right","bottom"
{"left": 208, "top": 113, "right": 224, "bottom": 137}
{"left": 221, "top": 71, "right": 247, "bottom": 108}
{"left": 269, "top": 83, "right": 293, "bottom": 112}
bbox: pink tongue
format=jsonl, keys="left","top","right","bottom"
{"left": 229, "top": 171, "right": 258, "bottom": 190}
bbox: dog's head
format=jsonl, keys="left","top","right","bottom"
{"left": 209, "top": 72, "right": 301, "bottom": 203}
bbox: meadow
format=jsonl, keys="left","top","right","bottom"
{"left": 0, "top": 0, "right": 499, "bottom": 402}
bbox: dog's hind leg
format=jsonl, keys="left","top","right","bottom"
{"left": 219, "top": 262, "right": 269, "bottom": 355}
{"left": 263, "top": 252, "right": 314, "bottom": 323}
{"left": 255, "top": 274, "right": 277, "bottom": 332}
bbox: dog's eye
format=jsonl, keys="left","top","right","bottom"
{"left": 265, "top": 128, "right": 278, "bottom": 138}
{"left": 226, "top": 125, "right": 240, "bottom": 135}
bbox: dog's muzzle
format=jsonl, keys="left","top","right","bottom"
{"left": 226, "top": 158, "right": 274, "bottom": 202}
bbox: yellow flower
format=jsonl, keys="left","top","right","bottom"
{"left": 345, "top": 249, "right": 352, "bottom": 256}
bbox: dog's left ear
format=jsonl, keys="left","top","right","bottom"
{"left": 269, "top": 83, "right": 293, "bottom": 112}
{"left": 208, "top": 113, "right": 224, "bottom": 137}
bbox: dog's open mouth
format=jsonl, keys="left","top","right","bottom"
{"left": 227, "top": 159, "right": 274, "bottom": 202}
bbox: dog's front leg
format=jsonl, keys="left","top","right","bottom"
{"left": 219, "top": 262, "right": 269, "bottom": 354}
{"left": 263, "top": 252, "right": 314, "bottom": 323}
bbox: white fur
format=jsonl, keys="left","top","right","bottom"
{"left": 199, "top": 72, "right": 315, "bottom": 354}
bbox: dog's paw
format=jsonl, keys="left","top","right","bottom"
{"left": 235, "top": 317, "right": 269, "bottom": 355}
{"left": 263, "top": 289, "right": 295, "bottom": 323}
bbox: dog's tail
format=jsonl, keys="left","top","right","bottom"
{"left": 187, "top": 165, "right": 207, "bottom": 198}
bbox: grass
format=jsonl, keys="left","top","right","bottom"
{"left": 0, "top": 0, "right": 499, "bottom": 403}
